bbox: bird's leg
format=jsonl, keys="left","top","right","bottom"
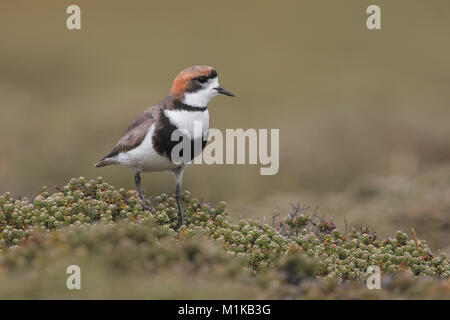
{"left": 174, "top": 167, "right": 185, "bottom": 230}
{"left": 134, "top": 170, "right": 147, "bottom": 210}
{"left": 175, "top": 182, "right": 184, "bottom": 229}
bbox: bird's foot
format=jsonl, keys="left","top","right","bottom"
{"left": 138, "top": 196, "right": 152, "bottom": 213}
{"left": 175, "top": 211, "right": 185, "bottom": 231}
{"left": 175, "top": 219, "right": 185, "bottom": 231}
{"left": 143, "top": 200, "right": 155, "bottom": 213}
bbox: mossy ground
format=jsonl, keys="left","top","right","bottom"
{"left": 0, "top": 177, "right": 449, "bottom": 299}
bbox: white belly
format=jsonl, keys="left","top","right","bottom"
{"left": 115, "top": 124, "right": 178, "bottom": 172}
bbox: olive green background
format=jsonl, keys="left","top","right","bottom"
{"left": 1, "top": 1, "right": 450, "bottom": 251}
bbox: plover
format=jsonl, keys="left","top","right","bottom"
{"left": 94, "top": 66, "right": 234, "bottom": 228}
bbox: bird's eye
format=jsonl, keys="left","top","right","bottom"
{"left": 197, "top": 76, "right": 208, "bottom": 83}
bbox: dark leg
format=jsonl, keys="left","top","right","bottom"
{"left": 134, "top": 170, "right": 147, "bottom": 210}
{"left": 175, "top": 182, "right": 184, "bottom": 229}
{"left": 174, "top": 168, "right": 185, "bottom": 230}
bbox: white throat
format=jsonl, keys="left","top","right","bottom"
{"left": 182, "top": 77, "right": 219, "bottom": 108}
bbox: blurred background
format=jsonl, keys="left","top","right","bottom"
{"left": 1, "top": 1, "right": 449, "bottom": 253}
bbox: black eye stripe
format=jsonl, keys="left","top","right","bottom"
{"left": 196, "top": 76, "right": 208, "bottom": 83}
{"left": 185, "top": 69, "right": 218, "bottom": 93}
{"left": 193, "top": 70, "right": 218, "bottom": 83}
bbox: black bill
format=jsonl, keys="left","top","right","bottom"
{"left": 215, "top": 86, "right": 235, "bottom": 97}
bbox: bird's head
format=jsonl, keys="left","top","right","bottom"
{"left": 170, "top": 66, "right": 234, "bottom": 108}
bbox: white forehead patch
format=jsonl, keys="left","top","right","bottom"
{"left": 182, "top": 77, "right": 219, "bottom": 108}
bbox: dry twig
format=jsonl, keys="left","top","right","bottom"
{"left": 410, "top": 228, "right": 420, "bottom": 254}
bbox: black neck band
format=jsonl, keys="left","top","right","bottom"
{"left": 173, "top": 99, "right": 207, "bottom": 112}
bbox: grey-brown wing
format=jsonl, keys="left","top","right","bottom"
{"left": 101, "top": 106, "right": 159, "bottom": 160}
{"left": 123, "top": 106, "right": 157, "bottom": 133}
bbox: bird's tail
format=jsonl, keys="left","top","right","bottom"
{"left": 94, "top": 158, "right": 117, "bottom": 168}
